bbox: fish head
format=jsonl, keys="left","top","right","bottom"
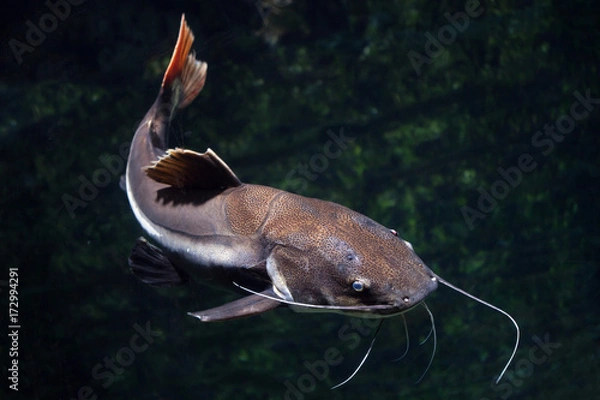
{"left": 265, "top": 198, "right": 438, "bottom": 317}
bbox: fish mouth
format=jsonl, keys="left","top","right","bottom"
{"left": 377, "top": 302, "right": 423, "bottom": 316}
{"left": 325, "top": 302, "right": 420, "bottom": 319}
{"left": 233, "top": 282, "right": 421, "bottom": 317}
{"left": 287, "top": 299, "right": 417, "bottom": 318}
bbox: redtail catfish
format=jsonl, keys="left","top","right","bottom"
{"left": 125, "top": 15, "right": 520, "bottom": 385}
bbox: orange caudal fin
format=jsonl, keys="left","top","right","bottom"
{"left": 162, "top": 14, "right": 208, "bottom": 109}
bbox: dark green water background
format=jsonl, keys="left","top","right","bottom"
{"left": 1, "top": 1, "right": 598, "bottom": 399}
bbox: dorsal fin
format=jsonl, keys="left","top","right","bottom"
{"left": 144, "top": 148, "right": 242, "bottom": 189}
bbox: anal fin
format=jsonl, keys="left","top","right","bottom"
{"left": 188, "top": 288, "right": 281, "bottom": 322}
{"left": 129, "top": 237, "right": 188, "bottom": 287}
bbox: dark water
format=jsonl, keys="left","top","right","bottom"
{"left": 1, "top": 1, "right": 599, "bottom": 399}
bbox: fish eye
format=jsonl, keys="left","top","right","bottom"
{"left": 352, "top": 280, "right": 365, "bottom": 292}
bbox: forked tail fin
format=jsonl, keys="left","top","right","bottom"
{"left": 162, "top": 14, "right": 208, "bottom": 109}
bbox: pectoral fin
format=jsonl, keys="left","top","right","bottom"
{"left": 145, "top": 148, "right": 241, "bottom": 189}
{"left": 188, "top": 288, "right": 281, "bottom": 322}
